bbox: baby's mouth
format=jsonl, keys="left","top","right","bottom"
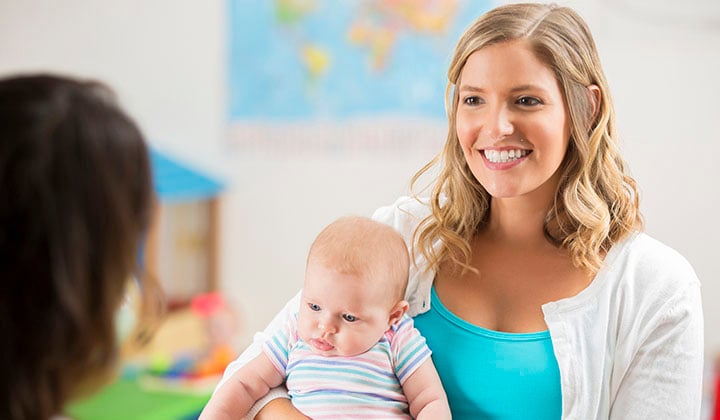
{"left": 310, "top": 337, "right": 334, "bottom": 351}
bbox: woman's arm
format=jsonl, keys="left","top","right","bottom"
{"left": 401, "top": 358, "right": 451, "bottom": 420}
{"left": 253, "top": 398, "right": 310, "bottom": 420}
{"left": 610, "top": 282, "right": 703, "bottom": 418}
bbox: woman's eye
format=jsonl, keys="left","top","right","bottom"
{"left": 463, "top": 96, "right": 482, "bottom": 106}
{"left": 342, "top": 314, "right": 357, "bottom": 322}
{"left": 308, "top": 303, "right": 321, "bottom": 311}
{"left": 517, "top": 96, "right": 541, "bottom": 106}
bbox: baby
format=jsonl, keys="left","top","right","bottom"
{"left": 200, "top": 216, "right": 450, "bottom": 419}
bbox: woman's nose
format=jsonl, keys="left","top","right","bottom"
{"left": 485, "top": 105, "right": 514, "bottom": 140}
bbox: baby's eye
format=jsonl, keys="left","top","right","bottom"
{"left": 342, "top": 314, "right": 357, "bottom": 322}
{"left": 308, "top": 303, "right": 321, "bottom": 311}
{"left": 517, "top": 96, "right": 541, "bottom": 106}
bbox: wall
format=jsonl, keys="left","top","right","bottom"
{"left": 1, "top": 0, "right": 718, "bottom": 358}
{"left": 588, "top": 0, "right": 720, "bottom": 358}
{"left": 0, "top": 0, "right": 228, "bottom": 172}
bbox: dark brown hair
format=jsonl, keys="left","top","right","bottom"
{"left": 0, "top": 74, "right": 162, "bottom": 419}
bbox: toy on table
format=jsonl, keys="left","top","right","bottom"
{"left": 189, "top": 292, "right": 238, "bottom": 377}
{"left": 139, "top": 292, "right": 239, "bottom": 394}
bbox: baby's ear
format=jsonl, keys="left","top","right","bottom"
{"left": 388, "top": 300, "right": 409, "bottom": 327}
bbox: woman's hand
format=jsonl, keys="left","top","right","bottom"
{"left": 253, "top": 398, "right": 310, "bottom": 420}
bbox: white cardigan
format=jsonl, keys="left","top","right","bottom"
{"left": 220, "top": 196, "right": 704, "bottom": 419}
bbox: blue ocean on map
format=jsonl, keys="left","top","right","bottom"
{"left": 229, "top": 0, "right": 491, "bottom": 120}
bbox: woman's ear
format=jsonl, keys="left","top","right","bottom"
{"left": 587, "top": 84, "right": 601, "bottom": 120}
{"left": 388, "top": 300, "right": 409, "bottom": 327}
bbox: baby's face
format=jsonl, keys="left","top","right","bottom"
{"left": 297, "top": 262, "right": 401, "bottom": 357}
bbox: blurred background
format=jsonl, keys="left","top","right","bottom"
{"left": 2, "top": 0, "right": 718, "bottom": 418}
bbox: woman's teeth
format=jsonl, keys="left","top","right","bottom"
{"left": 483, "top": 149, "right": 529, "bottom": 163}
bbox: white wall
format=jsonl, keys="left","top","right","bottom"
{"left": 1, "top": 0, "right": 718, "bottom": 358}
{"left": 0, "top": 0, "right": 228, "bottom": 174}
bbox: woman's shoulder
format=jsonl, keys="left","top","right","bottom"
{"left": 623, "top": 233, "right": 696, "bottom": 275}
{"left": 597, "top": 233, "right": 703, "bottom": 364}
{"left": 554, "top": 232, "right": 701, "bottom": 337}
{"left": 372, "top": 196, "right": 433, "bottom": 236}
{"left": 610, "top": 231, "right": 700, "bottom": 294}
{"left": 372, "top": 195, "right": 433, "bottom": 219}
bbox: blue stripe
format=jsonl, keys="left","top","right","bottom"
{"left": 288, "top": 353, "right": 396, "bottom": 379}
{"left": 291, "top": 389, "right": 406, "bottom": 403}
{"left": 395, "top": 337, "right": 427, "bottom": 371}
{"left": 264, "top": 330, "right": 290, "bottom": 371}
{"left": 264, "top": 343, "right": 288, "bottom": 371}
{"left": 290, "top": 370, "right": 401, "bottom": 387}
{"left": 396, "top": 343, "right": 430, "bottom": 379}
{"left": 396, "top": 349, "right": 430, "bottom": 381}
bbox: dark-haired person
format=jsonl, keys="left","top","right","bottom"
{"left": 0, "top": 74, "right": 163, "bottom": 420}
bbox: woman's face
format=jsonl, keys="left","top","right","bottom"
{"left": 456, "top": 40, "right": 570, "bottom": 201}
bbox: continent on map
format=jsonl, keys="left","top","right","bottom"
{"left": 348, "top": 0, "right": 459, "bottom": 71}
{"left": 229, "top": 0, "right": 488, "bottom": 119}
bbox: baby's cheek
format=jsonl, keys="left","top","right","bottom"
{"left": 341, "top": 331, "right": 374, "bottom": 356}
{"left": 296, "top": 315, "right": 314, "bottom": 342}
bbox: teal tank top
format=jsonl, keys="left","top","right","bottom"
{"left": 413, "top": 287, "right": 562, "bottom": 419}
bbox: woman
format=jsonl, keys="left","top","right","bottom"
{"left": 218, "top": 3, "right": 703, "bottom": 418}
{"left": 0, "top": 74, "right": 163, "bottom": 420}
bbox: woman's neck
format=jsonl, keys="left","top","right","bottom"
{"left": 484, "top": 199, "right": 548, "bottom": 246}
{"left": 483, "top": 175, "right": 559, "bottom": 249}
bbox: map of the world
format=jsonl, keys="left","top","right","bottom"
{"left": 229, "top": 0, "right": 491, "bottom": 120}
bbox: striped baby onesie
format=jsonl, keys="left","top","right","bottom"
{"left": 262, "top": 313, "right": 432, "bottom": 419}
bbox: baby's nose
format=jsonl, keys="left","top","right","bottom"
{"left": 318, "top": 318, "right": 337, "bottom": 333}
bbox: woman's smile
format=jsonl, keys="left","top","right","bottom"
{"left": 480, "top": 147, "right": 533, "bottom": 169}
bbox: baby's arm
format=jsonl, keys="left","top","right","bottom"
{"left": 210, "top": 291, "right": 302, "bottom": 418}
{"left": 401, "top": 357, "right": 451, "bottom": 420}
{"left": 199, "top": 353, "right": 284, "bottom": 420}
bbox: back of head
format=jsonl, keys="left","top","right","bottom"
{"left": 307, "top": 217, "right": 410, "bottom": 302}
{"left": 0, "top": 74, "right": 155, "bottom": 419}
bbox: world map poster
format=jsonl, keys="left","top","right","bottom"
{"left": 228, "top": 0, "right": 491, "bottom": 153}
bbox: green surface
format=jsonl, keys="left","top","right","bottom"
{"left": 67, "top": 378, "right": 210, "bottom": 420}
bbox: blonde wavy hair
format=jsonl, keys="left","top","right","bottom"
{"left": 411, "top": 3, "right": 642, "bottom": 274}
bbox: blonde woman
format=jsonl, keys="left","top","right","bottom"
{"left": 216, "top": 3, "right": 703, "bottom": 419}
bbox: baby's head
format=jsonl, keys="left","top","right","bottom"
{"left": 298, "top": 216, "right": 410, "bottom": 357}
